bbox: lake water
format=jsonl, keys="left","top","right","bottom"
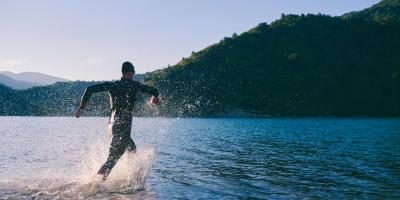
{"left": 0, "top": 117, "right": 399, "bottom": 199}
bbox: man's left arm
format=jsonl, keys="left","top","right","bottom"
{"left": 137, "top": 83, "right": 160, "bottom": 105}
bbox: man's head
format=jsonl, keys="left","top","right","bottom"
{"left": 121, "top": 61, "right": 135, "bottom": 79}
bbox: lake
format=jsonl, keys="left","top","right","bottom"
{"left": 0, "top": 117, "right": 399, "bottom": 199}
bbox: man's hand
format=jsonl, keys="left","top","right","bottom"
{"left": 151, "top": 96, "right": 160, "bottom": 105}
{"left": 74, "top": 107, "right": 82, "bottom": 118}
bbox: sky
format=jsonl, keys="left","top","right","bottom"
{"left": 0, "top": 0, "right": 380, "bottom": 81}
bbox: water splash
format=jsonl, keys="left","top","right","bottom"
{"left": 79, "top": 142, "right": 156, "bottom": 191}
{"left": 0, "top": 144, "right": 156, "bottom": 199}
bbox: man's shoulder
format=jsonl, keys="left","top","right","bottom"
{"left": 130, "top": 80, "right": 142, "bottom": 86}
{"left": 112, "top": 79, "right": 144, "bottom": 88}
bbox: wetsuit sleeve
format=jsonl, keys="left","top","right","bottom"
{"left": 137, "top": 82, "right": 159, "bottom": 97}
{"left": 80, "top": 82, "right": 112, "bottom": 108}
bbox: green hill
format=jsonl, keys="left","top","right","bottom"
{"left": 146, "top": 1, "right": 400, "bottom": 117}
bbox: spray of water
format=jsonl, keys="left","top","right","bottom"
{"left": 0, "top": 144, "right": 156, "bottom": 199}
{"left": 78, "top": 141, "right": 156, "bottom": 192}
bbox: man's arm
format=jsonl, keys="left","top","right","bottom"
{"left": 75, "top": 82, "right": 111, "bottom": 118}
{"left": 137, "top": 82, "right": 160, "bottom": 105}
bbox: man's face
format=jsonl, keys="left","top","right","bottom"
{"left": 123, "top": 72, "right": 135, "bottom": 79}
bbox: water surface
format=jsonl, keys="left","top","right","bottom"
{"left": 0, "top": 117, "right": 399, "bottom": 199}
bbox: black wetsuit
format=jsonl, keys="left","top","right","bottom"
{"left": 80, "top": 78, "right": 159, "bottom": 179}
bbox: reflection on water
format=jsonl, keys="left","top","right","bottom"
{"left": 0, "top": 117, "right": 399, "bottom": 199}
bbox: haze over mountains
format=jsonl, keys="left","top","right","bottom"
{"left": 0, "top": 71, "right": 68, "bottom": 89}
{"left": 0, "top": 0, "right": 399, "bottom": 117}
{"left": 0, "top": 82, "right": 12, "bottom": 92}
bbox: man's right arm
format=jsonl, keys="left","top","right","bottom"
{"left": 75, "top": 82, "right": 111, "bottom": 118}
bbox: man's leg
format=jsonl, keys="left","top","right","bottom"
{"left": 97, "top": 136, "right": 127, "bottom": 180}
{"left": 97, "top": 121, "right": 133, "bottom": 181}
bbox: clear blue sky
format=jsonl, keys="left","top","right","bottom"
{"left": 0, "top": 0, "right": 379, "bottom": 81}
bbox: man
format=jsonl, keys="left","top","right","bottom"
{"left": 74, "top": 61, "right": 159, "bottom": 181}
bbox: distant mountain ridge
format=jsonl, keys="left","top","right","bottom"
{"left": 1, "top": 71, "right": 69, "bottom": 85}
{"left": 0, "top": 74, "right": 35, "bottom": 90}
{"left": 0, "top": 71, "right": 68, "bottom": 89}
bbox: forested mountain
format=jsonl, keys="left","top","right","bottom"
{"left": 0, "top": 0, "right": 399, "bottom": 117}
{"left": 145, "top": 0, "right": 400, "bottom": 117}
